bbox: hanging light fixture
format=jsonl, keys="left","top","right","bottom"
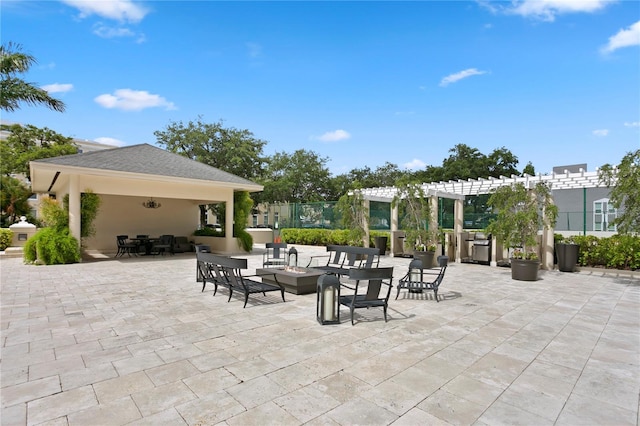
{"left": 142, "top": 198, "right": 161, "bottom": 209}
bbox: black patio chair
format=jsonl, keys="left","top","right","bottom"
{"left": 152, "top": 234, "right": 174, "bottom": 256}
{"left": 396, "top": 256, "right": 448, "bottom": 302}
{"left": 262, "top": 242, "right": 289, "bottom": 267}
{"left": 339, "top": 267, "right": 394, "bottom": 325}
{"left": 116, "top": 235, "right": 138, "bottom": 257}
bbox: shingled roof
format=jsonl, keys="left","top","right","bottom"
{"left": 32, "top": 143, "right": 260, "bottom": 187}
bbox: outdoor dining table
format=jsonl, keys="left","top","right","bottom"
{"left": 131, "top": 237, "right": 159, "bottom": 255}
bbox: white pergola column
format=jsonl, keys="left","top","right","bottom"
{"left": 390, "top": 202, "right": 399, "bottom": 255}
{"left": 454, "top": 198, "right": 464, "bottom": 263}
{"left": 429, "top": 195, "right": 438, "bottom": 255}
{"left": 68, "top": 175, "right": 81, "bottom": 249}
{"left": 363, "top": 199, "right": 370, "bottom": 247}
{"left": 541, "top": 201, "right": 556, "bottom": 270}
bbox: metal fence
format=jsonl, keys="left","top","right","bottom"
{"left": 268, "top": 202, "right": 605, "bottom": 234}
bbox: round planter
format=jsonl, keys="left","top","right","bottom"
{"left": 555, "top": 243, "right": 579, "bottom": 272}
{"left": 413, "top": 250, "right": 435, "bottom": 268}
{"left": 510, "top": 258, "right": 540, "bottom": 281}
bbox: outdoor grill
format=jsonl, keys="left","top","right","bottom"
{"left": 472, "top": 232, "right": 492, "bottom": 264}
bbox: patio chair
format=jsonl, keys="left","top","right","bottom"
{"left": 152, "top": 234, "right": 174, "bottom": 256}
{"left": 396, "top": 256, "right": 448, "bottom": 302}
{"left": 339, "top": 267, "right": 394, "bottom": 325}
{"left": 263, "top": 242, "right": 289, "bottom": 267}
{"left": 116, "top": 235, "right": 138, "bottom": 257}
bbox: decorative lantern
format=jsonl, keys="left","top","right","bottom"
{"left": 317, "top": 274, "right": 340, "bottom": 325}
{"left": 288, "top": 246, "right": 298, "bottom": 267}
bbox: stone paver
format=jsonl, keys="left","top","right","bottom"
{"left": 1, "top": 245, "right": 639, "bottom": 425}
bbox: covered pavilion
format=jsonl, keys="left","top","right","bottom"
{"left": 359, "top": 168, "right": 613, "bottom": 270}
{"left": 29, "top": 144, "right": 263, "bottom": 254}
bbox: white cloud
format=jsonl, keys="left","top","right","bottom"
{"left": 41, "top": 83, "right": 73, "bottom": 94}
{"left": 93, "top": 23, "right": 133, "bottom": 38}
{"left": 94, "top": 137, "right": 126, "bottom": 147}
{"left": 61, "top": 0, "right": 149, "bottom": 23}
{"left": 508, "top": 0, "right": 613, "bottom": 22}
{"left": 313, "top": 129, "right": 351, "bottom": 143}
{"left": 403, "top": 159, "right": 426, "bottom": 170}
{"left": 94, "top": 89, "right": 176, "bottom": 111}
{"left": 440, "top": 68, "right": 487, "bottom": 87}
{"left": 624, "top": 121, "right": 640, "bottom": 127}
{"left": 592, "top": 129, "right": 609, "bottom": 136}
{"left": 601, "top": 20, "right": 640, "bottom": 54}
{"left": 92, "top": 23, "right": 146, "bottom": 42}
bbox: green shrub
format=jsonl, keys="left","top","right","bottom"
{"left": 280, "top": 228, "right": 391, "bottom": 248}
{"left": 24, "top": 228, "right": 80, "bottom": 265}
{"left": 570, "top": 234, "right": 640, "bottom": 270}
{"left": 193, "top": 227, "right": 223, "bottom": 237}
{"left": 236, "top": 230, "right": 253, "bottom": 252}
{"left": 234, "top": 191, "right": 253, "bottom": 252}
{"left": 0, "top": 229, "right": 13, "bottom": 250}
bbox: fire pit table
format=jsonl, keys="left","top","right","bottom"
{"left": 256, "top": 266, "right": 326, "bottom": 295}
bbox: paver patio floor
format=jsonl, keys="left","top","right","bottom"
{"left": 1, "top": 245, "right": 639, "bottom": 425}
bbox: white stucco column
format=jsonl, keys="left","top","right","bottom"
{"left": 454, "top": 198, "right": 464, "bottom": 263}
{"left": 68, "top": 175, "right": 81, "bottom": 248}
{"left": 225, "top": 191, "right": 234, "bottom": 248}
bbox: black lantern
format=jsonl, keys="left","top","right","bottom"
{"left": 317, "top": 274, "right": 340, "bottom": 325}
{"left": 288, "top": 246, "right": 298, "bottom": 267}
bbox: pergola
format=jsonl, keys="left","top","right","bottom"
{"left": 358, "top": 168, "right": 613, "bottom": 269}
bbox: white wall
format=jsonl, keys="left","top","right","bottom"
{"left": 85, "top": 194, "right": 201, "bottom": 252}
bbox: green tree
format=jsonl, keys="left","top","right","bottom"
{"left": 154, "top": 116, "right": 268, "bottom": 226}
{"left": 0, "top": 175, "right": 32, "bottom": 226}
{"left": 335, "top": 189, "right": 367, "bottom": 245}
{"left": 599, "top": 149, "right": 640, "bottom": 234}
{"left": 154, "top": 116, "right": 267, "bottom": 180}
{"left": 522, "top": 161, "right": 535, "bottom": 176}
{"left": 261, "top": 149, "right": 333, "bottom": 202}
{"left": 0, "top": 123, "right": 77, "bottom": 179}
{"left": 332, "top": 162, "right": 405, "bottom": 196}
{"left": 486, "top": 182, "right": 557, "bottom": 257}
{"left": 1, "top": 42, "right": 65, "bottom": 113}
{"left": 392, "top": 177, "right": 435, "bottom": 250}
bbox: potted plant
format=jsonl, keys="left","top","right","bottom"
{"left": 555, "top": 235, "right": 580, "bottom": 272}
{"left": 486, "top": 182, "right": 558, "bottom": 281}
{"left": 336, "top": 189, "right": 367, "bottom": 247}
{"left": 392, "top": 179, "right": 437, "bottom": 267}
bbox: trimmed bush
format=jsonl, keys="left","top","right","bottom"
{"left": 571, "top": 235, "right": 640, "bottom": 270}
{"left": 0, "top": 229, "right": 13, "bottom": 251}
{"left": 194, "top": 227, "right": 223, "bottom": 237}
{"left": 24, "top": 228, "right": 80, "bottom": 265}
{"left": 280, "top": 228, "right": 391, "bottom": 248}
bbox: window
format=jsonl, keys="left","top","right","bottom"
{"left": 252, "top": 214, "right": 258, "bottom": 227}
{"left": 274, "top": 212, "right": 280, "bottom": 228}
{"left": 593, "top": 198, "right": 617, "bottom": 232}
{"left": 263, "top": 213, "right": 269, "bottom": 226}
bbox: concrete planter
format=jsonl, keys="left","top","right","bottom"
{"left": 510, "top": 258, "right": 540, "bottom": 281}
{"left": 413, "top": 250, "right": 435, "bottom": 268}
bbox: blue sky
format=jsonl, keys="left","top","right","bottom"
{"left": 2, "top": 0, "right": 639, "bottom": 177}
